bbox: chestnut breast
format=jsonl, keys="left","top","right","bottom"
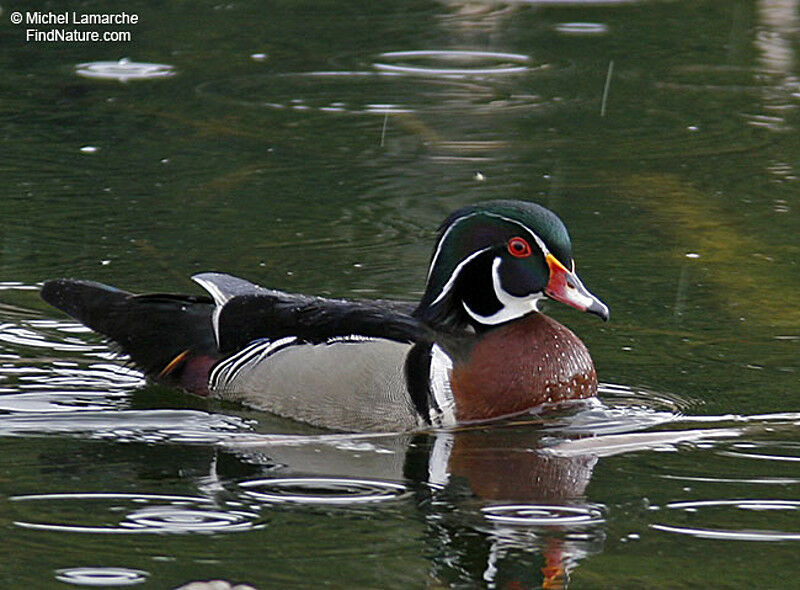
{"left": 449, "top": 313, "right": 597, "bottom": 422}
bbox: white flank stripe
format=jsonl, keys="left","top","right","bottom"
{"left": 429, "top": 344, "right": 457, "bottom": 427}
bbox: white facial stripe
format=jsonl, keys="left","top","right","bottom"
{"left": 426, "top": 210, "right": 564, "bottom": 306}
{"left": 427, "top": 211, "right": 483, "bottom": 282}
{"left": 462, "top": 256, "right": 543, "bottom": 325}
{"left": 429, "top": 211, "right": 549, "bottom": 275}
{"left": 429, "top": 246, "right": 492, "bottom": 307}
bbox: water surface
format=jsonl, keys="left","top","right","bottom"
{"left": 2, "top": 0, "right": 800, "bottom": 587}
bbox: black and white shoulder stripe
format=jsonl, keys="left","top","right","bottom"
{"left": 209, "top": 334, "right": 383, "bottom": 392}
{"left": 405, "top": 342, "right": 457, "bottom": 429}
{"left": 209, "top": 336, "right": 298, "bottom": 391}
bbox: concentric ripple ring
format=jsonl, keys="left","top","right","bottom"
{"left": 482, "top": 504, "right": 605, "bottom": 526}
{"left": 239, "top": 477, "right": 409, "bottom": 504}
{"left": 54, "top": 567, "right": 149, "bottom": 586}
{"left": 373, "top": 50, "right": 532, "bottom": 76}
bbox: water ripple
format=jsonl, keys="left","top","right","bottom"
{"left": 11, "top": 493, "right": 262, "bottom": 534}
{"left": 542, "top": 383, "right": 693, "bottom": 438}
{"left": 122, "top": 506, "right": 259, "bottom": 533}
{"left": 557, "top": 108, "right": 775, "bottom": 161}
{"left": 15, "top": 363, "right": 145, "bottom": 391}
{"left": 238, "top": 477, "right": 409, "bottom": 504}
{"left": 372, "top": 50, "right": 533, "bottom": 77}
{"left": 660, "top": 474, "right": 800, "bottom": 485}
{"left": 657, "top": 65, "right": 788, "bottom": 93}
{"left": 599, "top": 382, "right": 695, "bottom": 413}
{"left": 482, "top": 504, "right": 604, "bottom": 527}
{"left": 554, "top": 22, "right": 609, "bottom": 36}
{"left": 0, "top": 409, "right": 252, "bottom": 442}
{"left": 0, "top": 282, "right": 40, "bottom": 292}
{"left": 0, "top": 322, "right": 104, "bottom": 353}
{"left": 718, "top": 440, "right": 800, "bottom": 462}
{"left": 196, "top": 72, "right": 545, "bottom": 115}
{"left": 652, "top": 499, "right": 800, "bottom": 541}
{"left": 55, "top": 566, "right": 149, "bottom": 586}
{"left": 0, "top": 391, "right": 126, "bottom": 413}
{"left": 75, "top": 59, "right": 176, "bottom": 82}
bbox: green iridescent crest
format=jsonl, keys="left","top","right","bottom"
{"left": 416, "top": 200, "right": 573, "bottom": 326}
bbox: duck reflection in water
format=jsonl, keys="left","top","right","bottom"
{"left": 220, "top": 419, "right": 602, "bottom": 590}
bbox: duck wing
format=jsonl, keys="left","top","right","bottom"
{"left": 192, "top": 272, "right": 430, "bottom": 353}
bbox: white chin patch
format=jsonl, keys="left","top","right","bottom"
{"left": 462, "top": 257, "right": 543, "bottom": 326}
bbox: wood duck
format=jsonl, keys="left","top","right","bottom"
{"left": 41, "top": 200, "right": 608, "bottom": 432}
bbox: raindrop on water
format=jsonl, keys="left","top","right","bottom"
{"left": 554, "top": 22, "right": 609, "bottom": 36}
{"left": 238, "top": 477, "right": 409, "bottom": 504}
{"left": 75, "top": 59, "right": 175, "bottom": 82}
{"left": 54, "top": 566, "right": 149, "bottom": 586}
{"left": 482, "top": 503, "right": 605, "bottom": 526}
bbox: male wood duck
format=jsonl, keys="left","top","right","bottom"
{"left": 41, "top": 200, "right": 608, "bottom": 432}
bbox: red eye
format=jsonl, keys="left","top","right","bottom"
{"left": 507, "top": 237, "right": 532, "bottom": 258}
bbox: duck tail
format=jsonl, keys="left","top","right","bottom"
{"left": 40, "top": 279, "right": 220, "bottom": 395}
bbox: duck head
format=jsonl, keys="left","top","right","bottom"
{"left": 414, "top": 200, "right": 609, "bottom": 330}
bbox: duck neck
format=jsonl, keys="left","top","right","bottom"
{"left": 415, "top": 251, "right": 543, "bottom": 333}
{"left": 414, "top": 251, "right": 502, "bottom": 333}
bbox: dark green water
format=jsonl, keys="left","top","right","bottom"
{"left": 2, "top": 0, "right": 800, "bottom": 588}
